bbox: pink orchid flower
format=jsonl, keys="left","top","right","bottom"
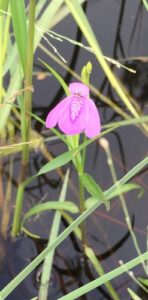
{"left": 45, "top": 82, "right": 101, "bottom": 138}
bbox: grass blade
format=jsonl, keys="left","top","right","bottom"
{"left": 85, "top": 246, "right": 119, "bottom": 300}
{"left": 58, "top": 252, "right": 148, "bottom": 300}
{"left": 38, "top": 170, "right": 69, "bottom": 300}
{"left": 39, "top": 59, "right": 70, "bottom": 96}
{"left": 127, "top": 288, "right": 142, "bottom": 300}
{"left": 0, "top": 0, "right": 9, "bottom": 13}
{"left": 21, "top": 201, "right": 79, "bottom": 227}
{"left": 142, "top": 0, "right": 148, "bottom": 10}
{"left": 80, "top": 173, "right": 110, "bottom": 209}
{"left": 10, "top": 0, "right": 27, "bottom": 73}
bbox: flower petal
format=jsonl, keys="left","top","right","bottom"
{"left": 45, "top": 97, "right": 70, "bottom": 128}
{"left": 58, "top": 97, "right": 86, "bottom": 135}
{"left": 69, "top": 82, "right": 89, "bottom": 98}
{"left": 84, "top": 99, "right": 101, "bottom": 138}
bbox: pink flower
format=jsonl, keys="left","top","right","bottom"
{"left": 45, "top": 82, "right": 101, "bottom": 138}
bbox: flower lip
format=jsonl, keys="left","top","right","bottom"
{"left": 70, "top": 95, "right": 83, "bottom": 122}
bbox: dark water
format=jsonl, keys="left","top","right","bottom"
{"left": 0, "top": 0, "right": 148, "bottom": 299}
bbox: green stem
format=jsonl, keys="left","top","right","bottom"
{"left": 12, "top": 0, "right": 36, "bottom": 237}
{"left": 79, "top": 176, "right": 86, "bottom": 249}
{"left": 0, "top": 14, "right": 3, "bottom": 103}
{"left": 22, "top": 0, "right": 36, "bottom": 164}
{"left": 66, "top": 135, "right": 87, "bottom": 247}
{"left": 82, "top": 134, "right": 87, "bottom": 171}
{"left": 38, "top": 170, "right": 69, "bottom": 300}
{"left": 2, "top": 5, "right": 11, "bottom": 64}
{"left": 78, "top": 133, "right": 88, "bottom": 248}
{"left": 1, "top": 155, "right": 13, "bottom": 239}
{"left": 11, "top": 184, "right": 25, "bottom": 236}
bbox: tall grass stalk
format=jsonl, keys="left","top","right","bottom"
{"left": 0, "top": 13, "right": 3, "bottom": 103}
{"left": 143, "top": 0, "right": 148, "bottom": 10}
{"left": 58, "top": 251, "right": 148, "bottom": 300}
{"left": 22, "top": 0, "right": 35, "bottom": 164}
{"left": 12, "top": 0, "right": 36, "bottom": 236}
{"left": 0, "top": 0, "right": 66, "bottom": 133}
{"left": 0, "top": 2, "right": 11, "bottom": 234}
{"left": 119, "top": 261, "right": 148, "bottom": 294}
{"left": 78, "top": 178, "right": 86, "bottom": 247}
{"left": 2, "top": 6, "right": 10, "bottom": 64}
{"left": 38, "top": 170, "right": 69, "bottom": 300}
{"left": 1, "top": 155, "right": 13, "bottom": 239}
{"left": 99, "top": 138, "right": 147, "bottom": 274}
{"left": 86, "top": 246, "right": 119, "bottom": 300}
{"left": 76, "top": 63, "right": 92, "bottom": 249}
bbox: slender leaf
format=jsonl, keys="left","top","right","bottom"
{"left": 10, "top": 0, "right": 27, "bottom": 73}
{"left": 58, "top": 252, "right": 148, "bottom": 300}
{"left": 80, "top": 173, "right": 110, "bottom": 209}
{"left": 62, "top": 212, "right": 81, "bottom": 239}
{"left": 85, "top": 183, "right": 143, "bottom": 208}
{"left": 127, "top": 288, "right": 142, "bottom": 300}
{"left": 142, "top": 0, "right": 148, "bottom": 10}
{"left": 39, "top": 169, "right": 70, "bottom": 300}
{"left": 24, "top": 148, "right": 77, "bottom": 187}
{"left": 107, "top": 183, "right": 143, "bottom": 200}
{"left": 39, "top": 59, "right": 70, "bottom": 96}
{"left": 105, "top": 157, "right": 148, "bottom": 198}
{"left": 138, "top": 277, "right": 148, "bottom": 286}
{"left": 85, "top": 183, "right": 144, "bottom": 208}
{"left": 22, "top": 201, "right": 79, "bottom": 227}
{"left": 85, "top": 246, "right": 119, "bottom": 300}
{"left": 0, "top": 0, "right": 9, "bottom": 13}
{"left": 37, "top": 149, "right": 74, "bottom": 176}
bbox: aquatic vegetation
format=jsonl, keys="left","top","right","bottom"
{"left": 0, "top": 1, "right": 148, "bottom": 300}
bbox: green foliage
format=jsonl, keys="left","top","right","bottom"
{"left": 80, "top": 173, "right": 109, "bottom": 209}
{"left": 0, "top": 1, "right": 148, "bottom": 299}
{"left": 38, "top": 170, "right": 70, "bottom": 300}
{"left": 85, "top": 183, "right": 143, "bottom": 208}
{"left": 138, "top": 277, "right": 148, "bottom": 286}
{"left": 39, "top": 59, "right": 70, "bottom": 96}
{"left": 85, "top": 246, "right": 119, "bottom": 300}
{"left": 38, "top": 150, "right": 74, "bottom": 176}
{"left": 0, "top": 0, "right": 9, "bottom": 13}
{"left": 21, "top": 201, "right": 79, "bottom": 228}
{"left": 127, "top": 288, "right": 142, "bottom": 300}
{"left": 10, "top": 0, "right": 27, "bottom": 73}
{"left": 107, "top": 183, "right": 143, "bottom": 199}
{"left": 58, "top": 252, "right": 148, "bottom": 300}
{"left": 142, "top": 0, "right": 148, "bottom": 10}
{"left": 81, "top": 61, "right": 92, "bottom": 85}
